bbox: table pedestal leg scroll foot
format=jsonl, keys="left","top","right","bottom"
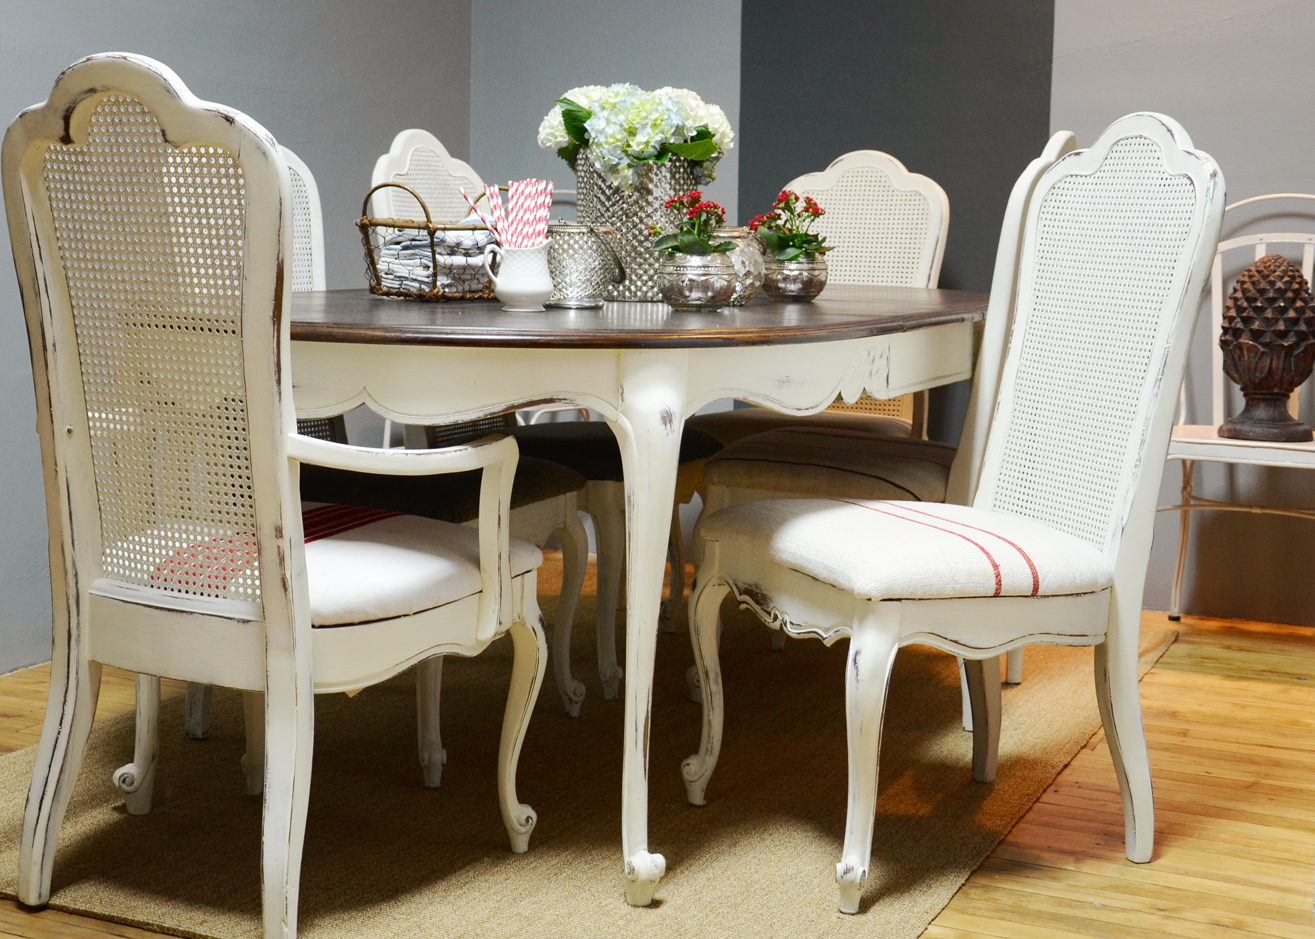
{"left": 609, "top": 349, "right": 687, "bottom": 907}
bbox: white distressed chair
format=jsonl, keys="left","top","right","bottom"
{"left": 1162, "top": 194, "right": 1315, "bottom": 619}
{"left": 4, "top": 54, "right": 547, "bottom": 939}
{"left": 683, "top": 113, "right": 1224, "bottom": 913}
{"left": 370, "top": 130, "right": 597, "bottom": 717}
{"left": 689, "top": 144, "right": 1067, "bottom": 715}
{"left": 687, "top": 150, "right": 950, "bottom": 447}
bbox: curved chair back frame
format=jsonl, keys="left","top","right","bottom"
{"left": 371, "top": 128, "right": 484, "bottom": 224}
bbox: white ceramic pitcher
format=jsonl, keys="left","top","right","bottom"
{"left": 483, "top": 240, "right": 554, "bottom": 312}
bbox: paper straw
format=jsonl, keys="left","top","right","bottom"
{"left": 460, "top": 188, "right": 499, "bottom": 240}
{"left": 506, "top": 180, "right": 528, "bottom": 248}
{"left": 484, "top": 184, "right": 507, "bottom": 233}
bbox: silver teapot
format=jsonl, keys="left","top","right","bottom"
{"left": 546, "top": 220, "right": 625, "bottom": 308}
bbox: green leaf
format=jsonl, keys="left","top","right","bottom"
{"left": 709, "top": 240, "right": 736, "bottom": 253}
{"left": 758, "top": 229, "right": 788, "bottom": 252}
{"left": 556, "top": 97, "right": 592, "bottom": 149}
{"left": 678, "top": 231, "right": 711, "bottom": 255}
{"left": 687, "top": 125, "right": 714, "bottom": 142}
{"left": 664, "top": 138, "right": 720, "bottom": 162}
{"left": 651, "top": 233, "right": 680, "bottom": 252}
{"left": 774, "top": 245, "right": 803, "bottom": 261}
{"left": 556, "top": 142, "right": 580, "bottom": 172}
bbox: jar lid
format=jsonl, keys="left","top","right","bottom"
{"left": 548, "top": 219, "right": 616, "bottom": 235}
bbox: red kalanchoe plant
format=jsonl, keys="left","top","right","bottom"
{"left": 749, "top": 189, "right": 831, "bottom": 260}
{"left": 650, "top": 190, "right": 735, "bottom": 255}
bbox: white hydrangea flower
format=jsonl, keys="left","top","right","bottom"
{"left": 541, "top": 84, "right": 735, "bottom": 190}
{"left": 537, "top": 106, "right": 569, "bottom": 151}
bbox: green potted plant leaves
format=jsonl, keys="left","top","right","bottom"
{"left": 750, "top": 190, "right": 832, "bottom": 300}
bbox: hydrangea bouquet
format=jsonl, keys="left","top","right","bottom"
{"left": 538, "top": 84, "right": 734, "bottom": 190}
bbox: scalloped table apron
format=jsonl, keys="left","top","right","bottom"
{"left": 289, "top": 283, "right": 988, "bottom": 906}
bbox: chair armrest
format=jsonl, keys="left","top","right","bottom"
{"left": 287, "top": 431, "right": 518, "bottom": 641}
{"left": 287, "top": 431, "right": 517, "bottom": 476}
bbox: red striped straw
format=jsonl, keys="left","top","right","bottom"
{"left": 505, "top": 179, "right": 528, "bottom": 248}
{"left": 483, "top": 184, "right": 508, "bottom": 233}
{"left": 529, "top": 180, "right": 553, "bottom": 246}
{"left": 459, "top": 188, "right": 499, "bottom": 241}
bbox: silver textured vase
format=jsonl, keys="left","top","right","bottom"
{"left": 577, "top": 156, "right": 697, "bottom": 301}
{"left": 656, "top": 252, "right": 737, "bottom": 311}
{"left": 714, "top": 226, "right": 766, "bottom": 306}
{"left": 764, "top": 255, "right": 829, "bottom": 301}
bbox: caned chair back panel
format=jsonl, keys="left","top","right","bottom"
{"left": 3, "top": 54, "right": 293, "bottom": 617}
{"left": 279, "top": 145, "right": 325, "bottom": 292}
{"left": 975, "top": 114, "right": 1224, "bottom": 558}
{"left": 788, "top": 150, "right": 949, "bottom": 288}
{"left": 371, "top": 129, "right": 483, "bottom": 224}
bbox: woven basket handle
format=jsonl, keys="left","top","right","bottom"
{"left": 360, "top": 182, "right": 435, "bottom": 227}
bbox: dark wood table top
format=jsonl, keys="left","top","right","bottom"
{"left": 290, "top": 285, "right": 988, "bottom": 349}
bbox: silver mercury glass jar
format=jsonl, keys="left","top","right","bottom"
{"left": 576, "top": 156, "right": 697, "bottom": 301}
{"left": 545, "top": 221, "right": 625, "bottom": 308}
{"left": 712, "top": 226, "right": 766, "bottom": 306}
{"left": 656, "top": 252, "right": 737, "bottom": 311}
{"left": 763, "top": 254, "right": 829, "bottom": 301}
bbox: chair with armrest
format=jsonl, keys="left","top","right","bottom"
{"left": 1162, "top": 193, "right": 1315, "bottom": 619}
{"left": 5, "top": 53, "right": 547, "bottom": 939}
{"left": 683, "top": 112, "right": 1224, "bottom": 912}
{"left": 364, "top": 130, "right": 598, "bottom": 718}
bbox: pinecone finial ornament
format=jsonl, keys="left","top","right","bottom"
{"left": 1219, "top": 253, "right": 1315, "bottom": 441}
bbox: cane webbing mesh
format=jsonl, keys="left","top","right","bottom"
{"left": 800, "top": 165, "right": 933, "bottom": 287}
{"left": 287, "top": 161, "right": 315, "bottom": 292}
{"left": 387, "top": 147, "right": 472, "bottom": 224}
{"left": 988, "top": 135, "right": 1197, "bottom": 551}
{"left": 42, "top": 94, "right": 259, "bottom": 601}
{"left": 827, "top": 392, "right": 913, "bottom": 421}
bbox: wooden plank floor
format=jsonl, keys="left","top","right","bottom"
{"left": 0, "top": 613, "right": 1310, "bottom": 937}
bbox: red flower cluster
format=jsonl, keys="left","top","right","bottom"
{"left": 747, "top": 212, "right": 774, "bottom": 232}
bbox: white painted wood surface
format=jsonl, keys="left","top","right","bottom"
{"left": 4, "top": 54, "right": 546, "bottom": 939}
{"left": 684, "top": 113, "right": 1225, "bottom": 912}
{"left": 1163, "top": 198, "right": 1315, "bottom": 618}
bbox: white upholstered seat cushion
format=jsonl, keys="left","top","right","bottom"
{"left": 702, "top": 427, "right": 955, "bottom": 502}
{"left": 699, "top": 499, "right": 1113, "bottom": 602}
{"left": 302, "top": 504, "right": 542, "bottom": 627}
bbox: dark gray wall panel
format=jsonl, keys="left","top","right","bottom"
{"left": 740, "top": 0, "right": 1054, "bottom": 294}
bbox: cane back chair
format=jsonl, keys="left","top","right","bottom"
{"left": 684, "top": 113, "right": 1224, "bottom": 912}
{"left": 687, "top": 150, "right": 950, "bottom": 448}
{"left": 4, "top": 54, "right": 547, "bottom": 939}
{"left": 1162, "top": 193, "right": 1315, "bottom": 619}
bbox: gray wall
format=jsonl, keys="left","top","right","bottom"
{"left": 0, "top": 1, "right": 472, "bottom": 672}
{"left": 1052, "top": 0, "right": 1315, "bottom": 623}
{"left": 470, "top": 0, "right": 741, "bottom": 223}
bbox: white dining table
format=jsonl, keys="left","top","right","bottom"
{"left": 289, "top": 283, "right": 987, "bottom": 905}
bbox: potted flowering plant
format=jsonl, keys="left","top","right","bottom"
{"left": 750, "top": 190, "right": 832, "bottom": 300}
{"left": 648, "top": 192, "right": 738, "bottom": 311}
{"left": 537, "top": 84, "right": 735, "bottom": 301}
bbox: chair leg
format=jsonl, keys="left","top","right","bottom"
{"left": 836, "top": 605, "right": 900, "bottom": 915}
{"left": 551, "top": 507, "right": 589, "bottom": 717}
{"left": 19, "top": 656, "right": 102, "bottom": 907}
{"left": 659, "top": 506, "right": 687, "bottom": 635}
{"left": 588, "top": 480, "right": 626, "bottom": 700}
{"left": 416, "top": 656, "right": 447, "bottom": 788}
{"left": 958, "top": 657, "right": 973, "bottom": 732}
{"left": 259, "top": 676, "right": 314, "bottom": 939}
{"left": 962, "top": 656, "right": 1000, "bottom": 783}
{"left": 241, "top": 691, "right": 265, "bottom": 797}
{"left": 682, "top": 575, "right": 732, "bottom": 806}
{"left": 1095, "top": 632, "right": 1154, "bottom": 863}
{"left": 184, "top": 682, "right": 212, "bottom": 740}
{"left": 1169, "top": 460, "right": 1195, "bottom": 622}
{"left": 498, "top": 605, "right": 548, "bottom": 853}
{"left": 112, "top": 674, "right": 160, "bottom": 815}
{"left": 1005, "top": 648, "right": 1024, "bottom": 685}
{"left": 771, "top": 629, "right": 787, "bottom": 651}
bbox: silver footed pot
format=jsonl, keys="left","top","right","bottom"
{"left": 763, "top": 254, "right": 828, "bottom": 301}
{"left": 713, "top": 226, "right": 766, "bottom": 306}
{"left": 656, "top": 252, "right": 737, "bottom": 312}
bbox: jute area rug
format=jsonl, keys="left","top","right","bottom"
{"left": 0, "top": 559, "right": 1175, "bottom": 939}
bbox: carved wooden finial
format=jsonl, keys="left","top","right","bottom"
{"left": 1219, "top": 253, "right": 1315, "bottom": 441}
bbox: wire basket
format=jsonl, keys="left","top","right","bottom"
{"left": 358, "top": 182, "right": 496, "bottom": 301}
